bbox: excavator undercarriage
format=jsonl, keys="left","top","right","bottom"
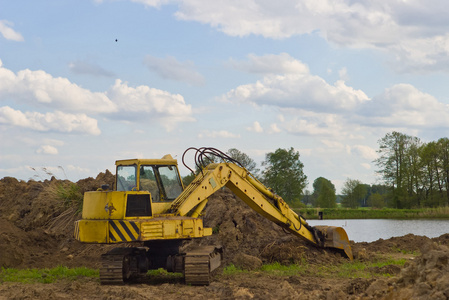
{"left": 99, "top": 243, "right": 223, "bottom": 285}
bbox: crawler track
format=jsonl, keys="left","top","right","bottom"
{"left": 184, "top": 246, "right": 223, "bottom": 285}
{"left": 99, "top": 246, "right": 222, "bottom": 285}
{"left": 99, "top": 247, "right": 147, "bottom": 285}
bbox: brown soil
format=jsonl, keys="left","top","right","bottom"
{"left": 1, "top": 175, "right": 449, "bottom": 299}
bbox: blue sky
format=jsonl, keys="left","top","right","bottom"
{"left": 2, "top": 0, "right": 449, "bottom": 193}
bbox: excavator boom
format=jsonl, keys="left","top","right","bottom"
{"left": 170, "top": 161, "right": 353, "bottom": 259}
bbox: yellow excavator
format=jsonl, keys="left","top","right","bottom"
{"left": 74, "top": 147, "right": 352, "bottom": 285}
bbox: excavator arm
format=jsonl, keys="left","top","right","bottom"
{"left": 170, "top": 162, "right": 353, "bottom": 260}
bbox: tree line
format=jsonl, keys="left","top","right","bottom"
{"left": 375, "top": 131, "right": 449, "bottom": 209}
{"left": 183, "top": 132, "right": 449, "bottom": 210}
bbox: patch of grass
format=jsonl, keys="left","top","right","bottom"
{"left": 221, "top": 257, "right": 408, "bottom": 281}
{"left": 223, "top": 261, "right": 308, "bottom": 277}
{"left": 391, "top": 246, "right": 419, "bottom": 255}
{"left": 146, "top": 268, "right": 183, "bottom": 284}
{"left": 222, "top": 264, "right": 247, "bottom": 275}
{"left": 0, "top": 266, "right": 98, "bottom": 284}
{"left": 57, "top": 183, "right": 84, "bottom": 210}
{"left": 317, "top": 258, "right": 407, "bottom": 279}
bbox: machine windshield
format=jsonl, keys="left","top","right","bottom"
{"left": 116, "top": 165, "right": 137, "bottom": 191}
{"left": 139, "top": 165, "right": 183, "bottom": 202}
{"left": 158, "top": 166, "right": 183, "bottom": 200}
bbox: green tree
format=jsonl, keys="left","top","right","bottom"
{"left": 437, "top": 138, "right": 449, "bottom": 206}
{"left": 261, "top": 147, "right": 307, "bottom": 206}
{"left": 375, "top": 131, "right": 421, "bottom": 208}
{"left": 312, "top": 177, "right": 336, "bottom": 208}
{"left": 182, "top": 173, "right": 196, "bottom": 186}
{"left": 301, "top": 189, "right": 312, "bottom": 206}
{"left": 368, "top": 193, "right": 385, "bottom": 208}
{"left": 341, "top": 179, "right": 367, "bottom": 208}
{"left": 227, "top": 148, "right": 259, "bottom": 174}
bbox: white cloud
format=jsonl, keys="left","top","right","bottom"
{"left": 107, "top": 79, "right": 194, "bottom": 130}
{"left": 230, "top": 53, "right": 309, "bottom": 75}
{"left": 359, "top": 84, "right": 449, "bottom": 129}
{"left": 350, "top": 145, "right": 378, "bottom": 160}
{"left": 143, "top": 55, "right": 205, "bottom": 86}
{"left": 0, "top": 61, "right": 195, "bottom": 131}
{"left": 69, "top": 61, "right": 115, "bottom": 77}
{"left": 43, "top": 139, "right": 65, "bottom": 147}
{"left": 223, "top": 56, "right": 369, "bottom": 112}
{"left": 36, "top": 145, "right": 59, "bottom": 155}
{"left": 222, "top": 54, "right": 449, "bottom": 138}
{"left": 0, "top": 60, "right": 116, "bottom": 114}
{"left": 247, "top": 121, "right": 263, "bottom": 133}
{"left": 198, "top": 130, "right": 241, "bottom": 139}
{"left": 321, "top": 139, "right": 344, "bottom": 150}
{"left": 169, "top": 1, "right": 449, "bottom": 72}
{"left": 0, "top": 20, "right": 24, "bottom": 41}
{"left": 226, "top": 75, "right": 367, "bottom": 111}
{"left": 66, "top": 165, "right": 91, "bottom": 174}
{"left": 361, "top": 163, "right": 372, "bottom": 170}
{"left": 338, "top": 67, "right": 349, "bottom": 81}
{"left": 267, "top": 123, "right": 281, "bottom": 134}
{"left": 0, "top": 106, "right": 101, "bottom": 135}
{"left": 129, "top": 0, "right": 171, "bottom": 7}
{"left": 282, "top": 112, "right": 345, "bottom": 137}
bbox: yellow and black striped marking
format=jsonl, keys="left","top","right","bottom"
{"left": 109, "top": 220, "right": 140, "bottom": 242}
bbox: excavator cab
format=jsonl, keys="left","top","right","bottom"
{"left": 116, "top": 157, "right": 184, "bottom": 203}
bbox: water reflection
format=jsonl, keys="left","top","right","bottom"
{"left": 307, "top": 219, "right": 449, "bottom": 243}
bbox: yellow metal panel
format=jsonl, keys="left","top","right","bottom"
{"left": 163, "top": 222, "right": 176, "bottom": 237}
{"left": 75, "top": 220, "right": 108, "bottom": 243}
{"left": 182, "top": 223, "right": 194, "bottom": 236}
{"left": 151, "top": 202, "right": 172, "bottom": 215}
{"left": 139, "top": 217, "right": 207, "bottom": 241}
{"left": 203, "top": 227, "right": 212, "bottom": 236}
{"left": 82, "top": 191, "right": 127, "bottom": 219}
{"left": 141, "top": 221, "right": 164, "bottom": 239}
{"left": 82, "top": 191, "right": 155, "bottom": 220}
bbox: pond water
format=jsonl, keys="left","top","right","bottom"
{"left": 307, "top": 219, "right": 449, "bottom": 243}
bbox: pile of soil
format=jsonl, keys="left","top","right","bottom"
{"left": 189, "top": 189, "right": 312, "bottom": 266}
{"left": 1, "top": 173, "right": 449, "bottom": 299}
{"left": 0, "top": 172, "right": 115, "bottom": 270}
{"left": 358, "top": 241, "right": 449, "bottom": 299}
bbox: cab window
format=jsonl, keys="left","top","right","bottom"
{"left": 158, "top": 166, "right": 183, "bottom": 200}
{"left": 139, "top": 166, "right": 160, "bottom": 202}
{"left": 116, "top": 165, "right": 137, "bottom": 191}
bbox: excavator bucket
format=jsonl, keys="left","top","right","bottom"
{"left": 313, "top": 226, "right": 353, "bottom": 260}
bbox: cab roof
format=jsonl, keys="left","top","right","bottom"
{"left": 115, "top": 154, "right": 178, "bottom": 166}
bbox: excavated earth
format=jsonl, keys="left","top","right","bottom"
{"left": 1, "top": 174, "right": 449, "bottom": 299}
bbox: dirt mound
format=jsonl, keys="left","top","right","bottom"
{"left": 184, "top": 189, "right": 327, "bottom": 267}
{"left": 0, "top": 172, "right": 114, "bottom": 270}
{"left": 357, "top": 241, "right": 449, "bottom": 299}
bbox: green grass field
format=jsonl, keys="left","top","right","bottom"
{"left": 0, "top": 266, "right": 98, "bottom": 284}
